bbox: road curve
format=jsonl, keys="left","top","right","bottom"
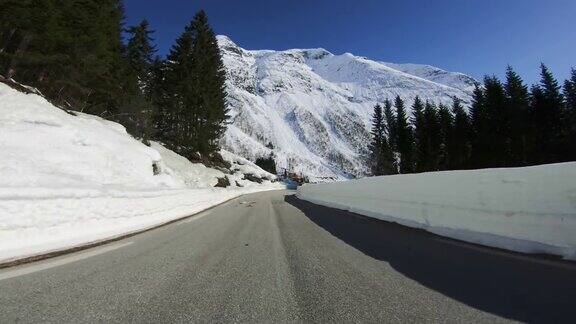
{"left": 1, "top": 190, "right": 575, "bottom": 323}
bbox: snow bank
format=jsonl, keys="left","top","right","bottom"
{"left": 297, "top": 164, "right": 576, "bottom": 260}
{"left": 0, "top": 82, "right": 283, "bottom": 263}
{"left": 0, "top": 84, "right": 170, "bottom": 190}
{"left": 0, "top": 187, "right": 276, "bottom": 263}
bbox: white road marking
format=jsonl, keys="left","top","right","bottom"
{"left": 177, "top": 211, "right": 211, "bottom": 225}
{"left": 0, "top": 241, "right": 133, "bottom": 281}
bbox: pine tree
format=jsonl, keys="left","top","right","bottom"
{"left": 123, "top": 19, "right": 158, "bottom": 143}
{"left": 529, "top": 84, "right": 545, "bottom": 164}
{"left": 412, "top": 98, "right": 440, "bottom": 172}
{"left": 162, "top": 10, "right": 228, "bottom": 157}
{"left": 125, "top": 20, "right": 156, "bottom": 95}
{"left": 188, "top": 10, "right": 229, "bottom": 154}
{"left": 448, "top": 97, "right": 471, "bottom": 169}
{"left": 531, "top": 64, "right": 565, "bottom": 164}
{"left": 469, "top": 76, "right": 508, "bottom": 168}
{"left": 162, "top": 19, "right": 196, "bottom": 152}
{"left": 411, "top": 97, "right": 425, "bottom": 172}
{"left": 62, "top": 0, "right": 127, "bottom": 116}
{"left": 436, "top": 103, "right": 452, "bottom": 170}
{"left": 483, "top": 75, "right": 509, "bottom": 167}
{"left": 563, "top": 68, "right": 576, "bottom": 160}
{"left": 565, "top": 69, "right": 576, "bottom": 113}
{"left": 369, "top": 105, "right": 385, "bottom": 176}
{"left": 470, "top": 83, "right": 488, "bottom": 168}
{"left": 149, "top": 57, "right": 168, "bottom": 139}
{"left": 504, "top": 66, "right": 531, "bottom": 166}
{"left": 383, "top": 99, "right": 396, "bottom": 152}
{"left": 368, "top": 104, "right": 396, "bottom": 175}
{"left": 379, "top": 135, "right": 397, "bottom": 175}
{"left": 368, "top": 104, "right": 385, "bottom": 175}
{"left": 394, "top": 96, "right": 414, "bottom": 173}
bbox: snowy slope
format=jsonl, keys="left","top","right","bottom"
{"left": 297, "top": 163, "right": 576, "bottom": 260}
{"left": 381, "top": 62, "right": 477, "bottom": 93}
{"left": 0, "top": 82, "right": 282, "bottom": 263}
{"left": 218, "top": 35, "right": 476, "bottom": 181}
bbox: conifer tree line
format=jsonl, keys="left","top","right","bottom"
{"left": 369, "top": 65, "right": 576, "bottom": 176}
{"left": 0, "top": 1, "right": 228, "bottom": 158}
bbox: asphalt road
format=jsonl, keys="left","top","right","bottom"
{"left": 1, "top": 190, "right": 576, "bottom": 323}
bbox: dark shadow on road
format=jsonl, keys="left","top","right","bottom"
{"left": 285, "top": 194, "right": 576, "bottom": 323}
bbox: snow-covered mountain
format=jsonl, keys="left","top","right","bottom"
{"left": 218, "top": 35, "right": 477, "bottom": 181}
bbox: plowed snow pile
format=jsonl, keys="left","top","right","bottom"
{"left": 0, "top": 82, "right": 283, "bottom": 263}
{"left": 297, "top": 164, "right": 576, "bottom": 260}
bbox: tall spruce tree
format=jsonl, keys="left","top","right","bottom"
{"left": 565, "top": 69, "right": 576, "bottom": 115}
{"left": 162, "top": 10, "right": 228, "bottom": 157}
{"left": 504, "top": 66, "right": 531, "bottom": 166}
{"left": 448, "top": 97, "right": 471, "bottom": 169}
{"left": 394, "top": 96, "right": 414, "bottom": 174}
{"left": 383, "top": 99, "right": 396, "bottom": 152}
{"left": 470, "top": 83, "right": 489, "bottom": 168}
{"left": 123, "top": 19, "right": 157, "bottom": 142}
{"left": 411, "top": 97, "right": 426, "bottom": 172}
{"left": 531, "top": 64, "right": 565, "bottom": 164}
{"left": 125, "top": 20, "right": 156, "bottom": 94}
{"left": 469, "top": 77, "right": 508, "bottom": 168}
{"left": 563, "top": 69, "right": 576, "bottom": 160}
{"left": 162, "top": 19, "right": 195, "bottom": 150}
{"left": 379, "top": 135, "right": 397, "bottom": 175}
{"left": 62, "top": 0, "right": 127, "bottom": 116}
{"left": 529, "top": 84, "right": 545, "bottom": 164}
{"left": 149, "top": 56, "right": 169, "bottom": 140}
{"left": 368, "top": 104, "right": 385, "bottom": 175}
{"left": 412, "top": 98, "right": 441, "bottom": 172}
{"left": 188, "top": 10, "right": 229, "bottom": 154}
{"left": 483, "top": 75, "right": 509, "bottom": 167}
{"left": 368, "top": 104, "right": 395, "bottom": 175}
{"left": 436, "top": 103, "right": 452, "bottom": 170}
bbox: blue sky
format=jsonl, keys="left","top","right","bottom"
{"left": 124, "top": 0, "right": 576, "bottom": 85}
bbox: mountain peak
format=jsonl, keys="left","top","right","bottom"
{"left": 216, "top": 35, "right": 237, "bottom": 47}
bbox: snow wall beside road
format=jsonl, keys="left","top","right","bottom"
{"left": 297, "top": 163, "right": 576, "bottom": 260}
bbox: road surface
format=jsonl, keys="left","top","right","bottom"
{"left": 1, "top": 190, "right": 575, "bottom": 323}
